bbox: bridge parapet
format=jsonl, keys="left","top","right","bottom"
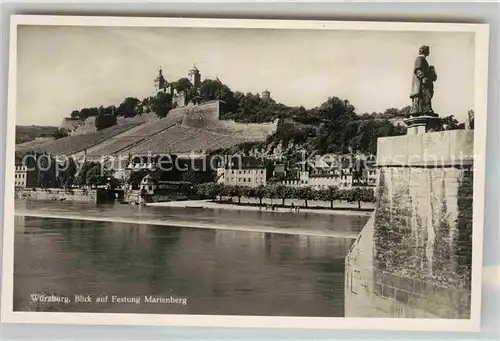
{"left": 345, "top": 129, "right": 474, "bottom": 319}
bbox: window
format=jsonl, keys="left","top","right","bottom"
{"left": 243, "top": 178, "right": 246, "bottom": 182}
{"left": 149, "top": 185, "right": 153, "bottom": 191}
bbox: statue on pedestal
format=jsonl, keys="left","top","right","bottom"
{"left": 410, "top": 45, "right": 437, "bottom": 116}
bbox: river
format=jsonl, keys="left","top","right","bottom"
{"left": 13, "top": 200, "right": 368, "bottom": 317}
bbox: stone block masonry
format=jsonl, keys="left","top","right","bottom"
{"left": 345, "top": 130, "right": 473, "bottom": 319}
{"left": 15, "top": 188, "right": 97, "bottom": 202}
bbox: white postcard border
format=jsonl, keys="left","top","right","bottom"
{"left": 1, "top": 15, "right": 489, "bottom": 332}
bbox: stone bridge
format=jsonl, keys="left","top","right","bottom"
{"left": 345, "top": 129, "right": 474, "bottom": 319}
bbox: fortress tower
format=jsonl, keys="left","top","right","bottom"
{"left": 188, "top": 66, "right": 201, "bottom": 87}
{"left": 154, "top": 67, "right": 167, "bottom": 93}
{"left": 262, "top": 90, "right": 271, "bottom": 100}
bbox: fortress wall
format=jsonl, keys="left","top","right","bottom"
{"left": 216, "top": 119, "right": 278, "bottom": 139}
{"left": 345, "top": 130, "right": 474, "bottom": 318}
{"left": 179, "top": 101, "right": 277, "bottom": 139}
{"left": 181, "top": 101, "right": 221, "bottom": 128}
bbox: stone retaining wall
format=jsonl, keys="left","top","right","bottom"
{"left": 15, "top": 188, "right": 97, "bottom": 202}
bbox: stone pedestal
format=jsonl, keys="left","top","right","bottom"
{"left": 403, "top": 113, "right": 442, "bottom": 135}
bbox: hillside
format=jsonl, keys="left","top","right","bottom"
{"left": 16, "top": 122, "right": 144, "bottom": 156}
{"left": 60, "top": 112, "right": 158, "bottom": 136}
{"left": 16, "top": 101, "right": 277, "bottom": 158}
{"left": 54, "top": 70, "right": 414, "bottom": 156}
{"left": 54, "top": 68, "right": 471, "bottom": 157}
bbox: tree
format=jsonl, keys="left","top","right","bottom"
{"left": 95, "top": 106, "right": 117, "bottom": 130}
{"left": 220, "top": 184, "right": 232, "bottom": 200}
{"left": 53, "top": 128, "right": 69, "bottom": 140}
{"left": 195, "top": 183, "right": 208, "bottom": 199}
{"left": 57, "top": 157, "right": 77, "bottom": 189}
{"left": 441, "top": 115, "right": 460, "bottom": 131}
{"left": 253, "top": 185, "right": 266, "bottom": 206}
{"left": 399, "top": 105, "right": 411, "bottom": 118}
{"left": 275, "top": 184, "right": 292, "bottom": 206}
{"left": 228, "top": 185, "right": 245, "bottom": 204}
{"left": 117, "top": 97, "right": 141, "bottom": 118}
{"left": 325, "top": 186, "right": 340, "bottom": 209}
{"left": 382, "top": 107, "right": 400, "bottom": 119}
{"left": 265, "top": 184, "right": 279, "bottom": 205}
{"left": 70, "top": 110, "right": 80, "bottom": 120}
{"left": 85, "top": 164, "right": 103, "bottom": 188}
{"left": 74, "top": 161, "right": 99, "bottom": 188}
{"left": 36, "top": 154, "right": 57, "bottom": 188}
{"left": 195, "top": 182, "right": 221, "bottom": 202}
{"left": 297, "top": 187, "right": 313, "bottom": 208}
{"left": 180, "top": 169, "right": 204, "bottom": 185}
{"left": 152, "top": 92, "right": 174, "bottom": 118}
{"left": 186, "top": 87, "right": 202, "bottom": 105}
{"left": 197, "top": 79, "right": 238, "bottom": 110}
{"left": 95, "top": 113, "right": 117, "bottom": 130}
{"left": 345, "top": 187, "right": 376, "bottom": 210}
{"left": 174, "top": 78, "right": 193, "bottom": 92}
{"left": 127, "top": 169, "right": 149, "bottom": 190}
{"left": 215, "top": 183, "right": 224, "bottom": 201}
{"left": 79, "top": 107, "right": 99, "bottom": 120}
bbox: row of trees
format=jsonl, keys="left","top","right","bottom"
{"left": 69, "top": 97, "right": 143, "bottom": 121}
{"left": 56, "top": 159, "right": 117, "bottom": 189}
{"left": 194, "top": 182, "right": 376, "bottom": 210}
{"left": 18, "top": 153, "right": 118, "bottom": 190}
{"left": 67, "top": 97, "right": 144, "bottom": 130}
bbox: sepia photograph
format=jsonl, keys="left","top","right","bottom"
{"left": 1, "top": 16, "right": 489, "bottom": 331}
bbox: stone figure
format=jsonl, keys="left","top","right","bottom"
{"left": 410, "top": 45, "right": 437, "bottom": 116}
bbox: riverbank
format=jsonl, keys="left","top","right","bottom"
{"left": 15, "top": 212, "right": 360, "bottom": 238}
{"left": 147, "top": 200, "right": 373, "bottom": 216}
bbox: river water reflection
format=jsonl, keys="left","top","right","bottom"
{"left": 14, "top": 200, "right": 368, "bottom": 317}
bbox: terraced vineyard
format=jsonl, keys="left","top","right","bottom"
{"left": 15, "top": 138, "right": 55, "bottom": 149}
{"left": 86, "top": 136, "right": 146, "bottom": 157}
{"left": 85, "top": 115, "right": 184, "bottom": 157}
{"left": 124, "top": 114, "right": 183, "bottom": 137}
{"left": 126, "top": 124, "right": 261, "bottom": 155}
{"left": 15, "top": 122, "right": 143, "bottom": 155}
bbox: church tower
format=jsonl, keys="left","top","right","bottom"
{"left": 262, "top": 90, "right": 271, "bottom": 100}
{"left": 154, "top": 67, "right": 167, "bottom": 93}
{"left": 188, "top": 66, "right": 201, "bottom": 87}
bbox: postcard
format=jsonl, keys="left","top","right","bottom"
{"left": 1, "top": 15, "right": 489, "bottom": 331}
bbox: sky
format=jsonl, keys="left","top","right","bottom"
{"left": 16, "top": 25, "right": 475, "bottom": 126}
